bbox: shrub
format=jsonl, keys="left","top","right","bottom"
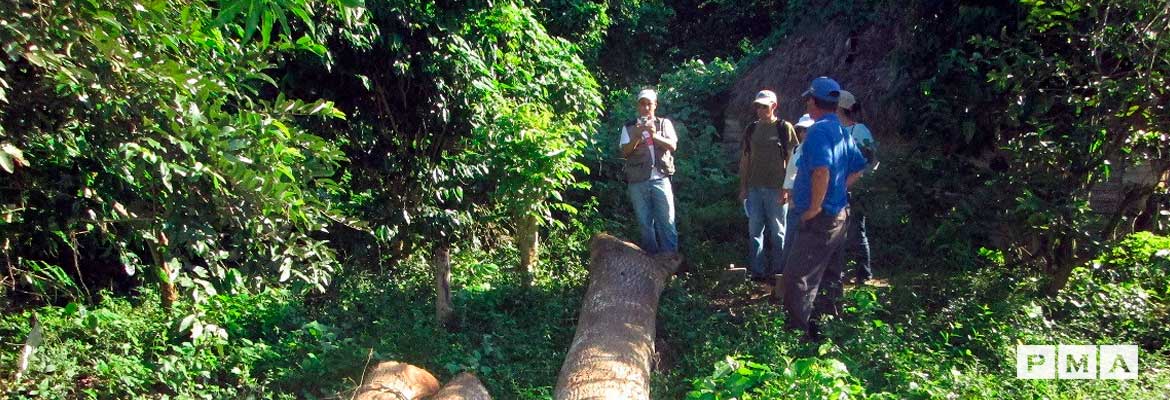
{"left": 1054, "top": 232, "right": 1170, "bottom": 351}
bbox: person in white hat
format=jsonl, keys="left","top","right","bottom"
{"left": 738, "top": 89, "right": 799, "bottom": 287}
{"left": 780, "top": 113, "right": 815, "bottom": 273}
{"left": 836, "top": 90, "right": 877, "bottom": 285}
{"left": 619, "top": 89, "right": 679, "bottom": 254}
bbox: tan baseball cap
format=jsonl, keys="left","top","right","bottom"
{"left": 753, "top": 90, "right": 778, "bottom": 106}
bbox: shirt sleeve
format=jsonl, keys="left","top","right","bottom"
{"left": 620, "top": 125, "right": 630, "bottom": 146}
{"left": 786, "top": 122, "right": 798, "bottom": 153}
{"left": 662, "top": 119, "right": 678, "bottom": 149}
{"left": 803, "top": 126, "right": 832, "bottom": 169}
{"left": 853, "top": 124, "right": 875, "bottom": 150}
{"left": 740, "top": 122, "right": 753, "bottom": 155}
{"left": 783, "top": 145, "right": 801, "bottom": 189}
{"left": 847, "top": 138, "right": 868, "bottom": 175}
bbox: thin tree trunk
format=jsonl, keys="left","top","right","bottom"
{"left": 433, "top": 243, "right": 454, "bottom": 329}
{"left": 516, "top": 213, "right": 539, "bottom": 286}
{"left": 1045, "top": 236, "right": 1077, "bottom": 296}
{"left": 68, "top": 231, "right": 91, "bottom": 301}
{"left": 4, "top": 238, "right": 15, "bottom": 293}
{"left": 1103, "top": 186, "right": 1152, "bottom": 240}
{"left": 431, "top": 372, "right": 492, "bottom": 400}
{"left": 353, "top": 361, "right": 440, "bottom": 400}
{"left": 148, "top": 244, "right": 176, "bottom": 311}
{"left": 554, "top": 234, "right": 681, "bottom": 400}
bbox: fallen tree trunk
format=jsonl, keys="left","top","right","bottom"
{"left": 431, "top": 372, "right": 492, "bottom": 400}
{"left": 353, "top": 361, "right": 440, "bottom": 400}
{"left": 554, "top": 234, "right": 681, "bottom": 400}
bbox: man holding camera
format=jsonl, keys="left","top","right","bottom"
{"left": 620, "top": 89, "right": 679, "bottom": 254}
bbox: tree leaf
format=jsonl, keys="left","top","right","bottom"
{"left": 0, "top": 151, "right": 12, "bottom": 173}
{"left": 260, "top": 7, "right": 275, "bottom": 48}
{"left": 212, "top": 0, "right": 247, "bottom": 27}
{"left": 243, "top": 0, "right": 260, "bottom": 43}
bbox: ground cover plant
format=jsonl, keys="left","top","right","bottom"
{"left": 3, "top": 0, "right": 1169, "bottom": 399}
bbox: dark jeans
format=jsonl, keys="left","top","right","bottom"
{"left": 779, "top": 203, "right": 801, "bottom": 274}
{"left": 780, "top": 208, "right": 849, "bottom": 338}
{"left": 848, "top": 211, "right": 872, "bottom": 282}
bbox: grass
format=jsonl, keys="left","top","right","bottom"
{"left": 2, "top": 226, "right": 1169, "bottom": 399}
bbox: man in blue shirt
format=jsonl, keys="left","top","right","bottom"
{"left": 779, "top": 77, "right": 867, "bottom": 340}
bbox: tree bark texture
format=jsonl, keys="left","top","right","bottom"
{"left": 554, "top": 234, "right": 681, "bottom": 400}
{"left": 431, "top": 372, "right": 492, "bottom": 400}
{"left": 353, "top": 361, "right": 440, "bottom": 400}
{"left": 516, "top": 213, "right": 539, "bottom": 286}
{"left": 1045, "top": 236, "right": 1077, "bottom": 296}
{"left": 433, "top": 244, "right": 454, "bottom": 329}
{"left": 148, "top": 244, "right": 177, "bottom": 311}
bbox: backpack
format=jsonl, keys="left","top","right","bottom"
{"left": 742, "top": 119, "right": 794, "bottom": 158}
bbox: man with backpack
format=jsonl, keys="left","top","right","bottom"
{"left": 620, "top": 89, "right": 679, "bottom": 254}
{"left": 738, "top": 90, "right": 799, "bottom": 286}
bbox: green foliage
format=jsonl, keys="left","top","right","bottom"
{"left": 895, "top": 0, "right": 1170, "bottom": 290}
{"left": 1, "top": 0, "right": 357, "bottom": 305}
{"left": 592, "top": 0, "right": 784, "bottom": 86}
{"left": 530, "top": 0, "right": 612, "bottom": 61}
{"left": 686, "top": 354, "right": 880, "bottom": 400}
{"left": 451, "top": 2, "right": 603, "bottom": 230}
{"left": 0, "top": 289, "right": 307, "bottom": 399}
{"left": 3, "top": 1, "right": 1170, "bottom": 399}
{"left": 4, "top": 221, "right": 1170, "bottom": 398}
{"left": 1055, "top": 232, "right": 1170, "bottom": 349}
{"left": 274, "top": 0, "right": 602, "bottom": 262}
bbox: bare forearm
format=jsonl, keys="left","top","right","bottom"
{"left": 846, "top": 171, "right": 863, "bottom": 188}
{"left": 738, "top": 155, "right": 749, "bottom": 194}
{"left": 653, "top": 135, "right": 676, "bottom": 152}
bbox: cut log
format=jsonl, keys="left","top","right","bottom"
{"left": 431, "top": 372, "right": 492, "bottom": 400}
{"left": 554, "top": 234, "right": 681, "bottom": 400}
{"left": 353, "top": 361, "right": 440, "bottom": 400}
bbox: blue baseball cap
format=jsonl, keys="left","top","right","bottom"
{"left": 801, "top": 77, "right": 841, "bottom": 102}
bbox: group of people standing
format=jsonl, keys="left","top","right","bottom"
{"left": 618, "top": 77, "right": 878, "bottom": 339}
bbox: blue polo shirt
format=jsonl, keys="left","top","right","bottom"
{"left": 792, "top": 113, "right": 867, "bottom": 216}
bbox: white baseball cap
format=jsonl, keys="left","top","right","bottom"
{"left": 753, "top": 90, "right": 777, "bottom": 106}
{"left": 795, "top": 113, "right": 815, "bottom": 128}
{"left": 837, "top": 90, "right": 857, "bottom": 110}
{"left": 637, "top": 89, "right": 657, "bottom": 103}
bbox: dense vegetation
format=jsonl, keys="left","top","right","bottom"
{"left": 2, "top": 0, "right": 1168, "bottom": 398}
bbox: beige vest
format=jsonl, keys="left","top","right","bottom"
{"left": 623, "top": 118, "right": 675, "bottom": 183}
